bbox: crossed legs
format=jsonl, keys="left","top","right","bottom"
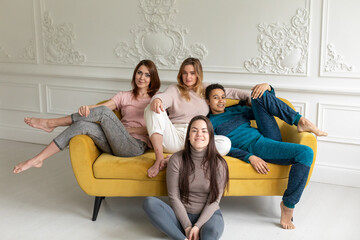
{"left": 14, "top": 106, "right": 146, "bottom": 173}
{"left": 251, "top": 90, "right": 328, "bottom": 139}
{"left": 14, "top": 116, "right": 72, "bottom": 173}
{"left": 143, "top": 197, "right": 224, "bottom": 240}
{"left": 13, "top": 120, "right": 111, "bottom": 174}
{"left": 250, "top": 90, "right": 326, "bottom": 229}
{"left": 24, "top": 115, "right": 72, "bottom": 132}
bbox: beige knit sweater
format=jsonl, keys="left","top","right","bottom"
{"left": 166, "top": 147, "right": 227, "bottom": 229}
{"left": 152, "top": 84, "right": 251, "bottom": 124}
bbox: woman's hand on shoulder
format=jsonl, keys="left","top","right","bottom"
{"left": 78, "top": 105, "right": 90, "bottom": 117}
{"left": 248, "top": 155, "right": 269, "bottom": 174}
{"left": 150, "top": 98, "right": 164, "bottom": 113}
{"left": 251, "top": 83, "right": 271, "bottom": 99}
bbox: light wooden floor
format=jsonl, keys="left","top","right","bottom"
{"left": 1, "top": 139, "right": 359, "bottom": 240}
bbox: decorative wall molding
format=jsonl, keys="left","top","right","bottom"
{"left": 3, "top": 67, "right": 360, "bottom": 97}
{"left": 317, "top": 162, "right": 360, "bottom": 172}
{"left": 244, "top": 8, "right": 309, "bottom": 75}
{"left": 0, "top": 0, "right": 37, "bottom": 64}
{"left": 324, "top": 44, "right": 352, "bottom": 72}
{"left": 290, "top": 101, "right": 307, "bottom": 117}
{"left": 46, "top": 85, "right": 117, "bottom": 115}
{"left": 320, "top": 0, "right": 360, "bottom": 78}
{"left": 312, "top": 162, "right": 360, "bottom": 188}
{"left": 0, "top": 46, "right": 11, "bottom": 59}
{"left": 42, "top": 11, "right": 86, "bottom": 65}
{"left": 19, "top": 40, "right": 36, "bottom": 61}
{"left": 0, "top": 123, "right": 59, "bottom": 145}
{"left": 114, "top": 0, "right": 208, "bottom": 68}
{"left": 0, "top": 40, "right": 36, "bottom": 63}
{"left": 0, "top": 82, "right": 41, "bottom": 113}
{"left": 317, "top": 103, "right": 360, "bottom": 145}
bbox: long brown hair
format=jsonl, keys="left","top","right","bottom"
{"left": 176, "top": 57, "right": 204, "bottom": 101}
{"left": 179, "top": 115, "right": 229, "bottom": 204}
{"left": 131, "top": 60, "right": 161, "bottom": 99}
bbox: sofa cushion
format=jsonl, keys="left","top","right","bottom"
{"left": 93, "top": 151, "right": 291, "bottom": 180}
{"left": 93, "top": 152, "right": 166, "bottom": 181}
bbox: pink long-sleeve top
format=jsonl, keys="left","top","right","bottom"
{"left": 152, "top": 84, "right": 251, "bottom": 124}
{"left": 166, "top": 147, "right": 227, "bottom": 229}
{"left": 111, "top": 90, "right": 151, "bottom": 147}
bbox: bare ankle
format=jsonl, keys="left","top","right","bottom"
{"left": 280, "top": 202, "right": 295, "bottom": 229}
{"left": 297, "top": 117, "right": 327, "bottom": 137}
{"left": 13, "top": 158, "right": 44, "bottom": 174}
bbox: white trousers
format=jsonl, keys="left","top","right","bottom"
{"left": 144, "top": 105, "right": 231, "bottom": 155}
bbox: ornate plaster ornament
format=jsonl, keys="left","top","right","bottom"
{"left": 244, "top": 8, "right": 309, "bottom": 75}
{"left": 42, "top": 11, "right": 86, "bottom": 64}
{"left": 324, "top": 44, "right": 352, "bottom": 72}
{"left": 0, "top": 46, "right": 11, "bottom": 59}
{"left": 114, "top": 0, "right": 208, "bottom": 68}
{"left": 0, "top": 40, "right": 35, "bottom": 62}
{"left": 19, "top": 40, "right": 36, "bottom": 60}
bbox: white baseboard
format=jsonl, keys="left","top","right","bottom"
{"left": 311, "top": 163, "right": 360, "bottom": 188}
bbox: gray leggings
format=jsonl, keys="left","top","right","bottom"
{"left": 143, "top": 197, "right": 224, "bottom": 240}
{"left": 53, "top": 105, "right": 147, "bottom": 157}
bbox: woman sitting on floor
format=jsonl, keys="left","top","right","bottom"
{"left": 143, "top": 115, "right": 229, "bottom": 240}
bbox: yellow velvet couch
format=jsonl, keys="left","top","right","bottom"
{"left": 68, "top": 98, "right": 317, "bottom": 221}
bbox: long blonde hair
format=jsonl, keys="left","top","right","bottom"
{"left": 177, "top": 57, "right": 204, "bottom": 101}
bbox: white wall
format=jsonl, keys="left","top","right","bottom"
{"left": 1, "top": 0, "right": 359, "bottom": 187}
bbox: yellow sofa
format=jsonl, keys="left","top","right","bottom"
{"left": 69, "top": 98, "right": 317, "bottom": 221}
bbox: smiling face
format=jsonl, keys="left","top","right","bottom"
{"left": 189, "top": 119, "right": 210, "bottom": 151}
{"left": 206, "top": 88, "right": 226, "bottom": 115}
{"left": 181, "top": 64, "right": 198, "bottom": 89}
{"left": 134, "top": 65, "right": 151, "bottom": 90}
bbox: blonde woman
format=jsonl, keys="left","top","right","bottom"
{"left": 145, "top": 57, "right": 250, "bottom": 177}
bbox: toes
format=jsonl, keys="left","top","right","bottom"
{"left": 281, "top": 222, "right": 295, "bottom": 230}
{"left": 319, "top": 131, "right": 328, "bottom": 137}
{"left": 13, "top": 166, "right": 22, "bottom": 174}
{"left": 148, "top": 166, "right": 158, "bottom": 178}
{"left": 13, "top": 159, "right": 43, "bottom": 174}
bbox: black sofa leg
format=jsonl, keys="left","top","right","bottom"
{"left": 92, "top": 196, "right": 105, "bottom": 221}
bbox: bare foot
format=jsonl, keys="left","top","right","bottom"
{"left": 280, "top": 201, "right": 295, "bottom": 229}
{"left": 297, "top": 117, "right": 328, "bottom": 137}
{"left": 13, "top": 158, "right": 43, "bottom": 174}
{"left": 24, "top": 117, "right": 55, "bottom": 133}
{"left": 147, "top": 163, "right": 160, "bottom": 178}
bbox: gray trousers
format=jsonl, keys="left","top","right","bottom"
{"left": 53, "top": 106, "right": 147, "bottom": 157}
{"left": 143, "top": 197, "right": 224, "bottom": 240}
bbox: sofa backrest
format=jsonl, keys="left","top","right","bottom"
{"left": 100, "top": 97, "right": 295, "bottom": 136}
